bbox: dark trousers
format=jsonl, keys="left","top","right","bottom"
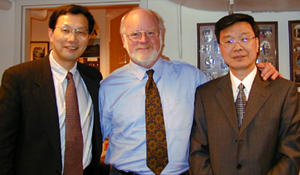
{"left": 109, "top": 166, "right": 190, "bottom": 175}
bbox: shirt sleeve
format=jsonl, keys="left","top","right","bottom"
{"left": 195, "top": 67, "right": 210, "bottom": 87}
{"left": 99, "top": 81, "right": 112, "bottom": 142}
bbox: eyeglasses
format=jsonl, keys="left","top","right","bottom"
{"left": 126, "top": 30, "right": 159, "bottom": 41}
{"left": 220, "top": 36, "right": 256, "bottom": 48}
{"left": 56, "top": 25, "right": 89, "bottom": 38}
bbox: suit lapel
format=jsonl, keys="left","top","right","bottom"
{"left": 216, "top": 74, "right": 240, "bottom": 134}
{"left": 32, "top": 57, "right": 61, "bottom": 157}
{"left": 239, "top": 72, "right": 271, "bottom": 134}
{"left": 77, "top": 63, "right": 102, "bottom": 161}
{"left": 77, "top": 63, "right": 99, "bottom": 107}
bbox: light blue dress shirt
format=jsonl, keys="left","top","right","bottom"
{"left": 99, "top": 57, "right": 209, "bottom": 174}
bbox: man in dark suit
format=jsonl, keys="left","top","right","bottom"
{"left": 189, "top": 13, "right": 300, "bottom": 175}
{"left": 0, "top": 4, "right": 102, "bottom": 175}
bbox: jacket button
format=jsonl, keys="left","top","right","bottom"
{"left": 237, "top": 164, "right": 242, "bottom": 169}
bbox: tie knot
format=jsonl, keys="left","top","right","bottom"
{"left": 238, "top": 83, "right": 244, "bottom": 91}
{"left": 146, "top": 69, "right": 154, "bottom": 79}
{"left": 66, "top": 72, "right": 73, "bottom": 80}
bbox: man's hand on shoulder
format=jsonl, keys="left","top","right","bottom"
{"left": 257, "top": 62, "right": 283, "bottom": 80}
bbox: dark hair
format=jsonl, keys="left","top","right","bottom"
{"left": 215, "top": 13, "right": 259, "bottom": 43}
{"left": 49, "top": 4, "right": 95, "bottom": 34}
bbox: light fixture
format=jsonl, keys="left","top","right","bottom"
{"left": 228, "top": 0, "right": 234, "bottom": 14}
{"left": 31, "top": 10, "right": 48, "bottom": 20}
{"left": 0, "top": 0, "right": 12, "bottom": 10}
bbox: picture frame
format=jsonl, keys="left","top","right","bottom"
{"left": 197, "top": 23, "right": 228, "bottom": 80}
{"left": 197, "top": 21, "right": 278, "bottom": 80}
{"left": 30, "top": 41, "right": 49, "bottom": 61}
{"left": 288, "top": 20, "right": 300, "bottom": 86}
{"left": 256, "top": 22, "right": 278, "bottom": 70}
{"left": 81, "top": 29, "right": 100, "bottom": 58}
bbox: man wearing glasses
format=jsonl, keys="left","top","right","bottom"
{"left": 0, "top": 4, "right": 102, "bottom": 175}
{"left": 99, "top": 8, "right": 281, "bottom": 175}
{"left": 189, "top": 13, "right": 300, "bottom": 175}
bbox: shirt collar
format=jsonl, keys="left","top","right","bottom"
{"left": 49, "top": 50, "right": 78, "bottom": 83}
{"left": 230, "top": 66, "right": 257, "bottom": 94}
{"left": 128, "top": 57, "right": 163, "bottom": 81}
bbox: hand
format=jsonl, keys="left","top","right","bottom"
{"left": 256, "top": 62, "right": 283, "bottom": 80}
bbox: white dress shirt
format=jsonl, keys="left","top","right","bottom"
{"left": 230, "top": 66, "right": 257, "bottom": 102}
{"left": 49, "top": 51, "right": 94, "bottom": 172}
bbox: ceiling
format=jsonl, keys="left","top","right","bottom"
{"left": 169, "top": 0, "right": 300, "bottom": 12}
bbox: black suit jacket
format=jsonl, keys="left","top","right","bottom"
{"left": 0, "top": 56, "right": 103, "bottom": 175}
{"left": 189, "top": 71, "right": 300, "bottom": 175}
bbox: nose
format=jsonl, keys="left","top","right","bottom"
{"left": 67, "top": 30, "right": 78, "bottom": 41}
{"left": 139, "top": 32, "right": 149, "bottom": 42}
{"left": 232, "top": 40, "right": 243, "bottom": 50}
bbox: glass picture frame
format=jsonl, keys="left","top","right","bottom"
{"left": 289, "top": 20, "right": 300, "bottom": 86}
{"left": 30, "top": 41, "right": 49, "bottom": 61}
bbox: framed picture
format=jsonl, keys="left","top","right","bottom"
{"left": 256, "top": 22, "right": 278, "bottom": 70}
{"left": 289, "top": 20, "right": 300, "bottom": 86}
{"left": 81, "top": 29, "right": 100, "bottom": 57}
{"left": 197, "top": 23, "right": 228, "bottom": 80}
{"left": 30, "top": 41, "right": 49, "bottom": 61}
{"left": 80, "top": 38, "right": 100, "bottom": 57}
{"left": 197, "top": 22, "right": 278, "bottom": 80}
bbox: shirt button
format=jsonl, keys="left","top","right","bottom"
{"left": 237, "top": 164, "right": 242, "bottom": 169}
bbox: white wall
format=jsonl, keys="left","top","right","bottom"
{"left": 0, "top": 1, "right": 15, "bottom": 81}
{"left": 0, "top": 0, "right": 299, "bottom": 82}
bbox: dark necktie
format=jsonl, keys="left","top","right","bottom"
{"left": 145, "top": 69, "right": 168, "bottom": 175}
{"left": 235, "top": 83, "right": 246, "bottom": 129}
{"left": 64, "top": 72, "right": 83, "bottom": 175}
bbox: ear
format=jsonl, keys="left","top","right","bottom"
{"left": 255, "top": 37, "right": 260, "bottom": 53}
{"left": 48, "top": 28, "right": 54, "bottom": 42}
{"left": 121, "top": 34, "right": 126, "bottom": 48}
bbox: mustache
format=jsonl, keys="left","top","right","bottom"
{"left": 134, "top": 45, "right": 153, "bottom": 50}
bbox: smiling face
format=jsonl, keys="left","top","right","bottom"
{"left": 48, "top": 13, "right": 90, "bottom": 70}
{"left": 219, "top": 21, "right": 259, "bottom": 79}
{"left": 121, "top": 9, "right": 163, "bottom": 68}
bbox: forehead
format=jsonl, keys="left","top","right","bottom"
{"left": 220, "top": 21, "right": 254, "bottom": 38}
{"left": 124, "top": 10, "right": 159, "bottom": 32}
{"left": 56, "top": 13, "right": 88, "bottom": 28}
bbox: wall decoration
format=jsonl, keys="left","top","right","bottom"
{"left": 197, "top": 23, "right": 228, "bottom": 80}
{"left": 197, "top": 22, "right": 278, "bottom": 80}
{"left": 30, "top": 41, "right": 49, "bottom": 61}
{"left": 289, "top": 20, "right": 300, "bottom": 86}
{"left": 256, "top": 22, "right": 278, "bottom": 70}
{"left": 79, "top": 28, "right": 100, "bottom": 70}
{"left": 81, "top": 38, "right": 100, "bottom": 57}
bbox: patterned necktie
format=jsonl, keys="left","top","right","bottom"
{"left": 235, "top": 83, "right": 246, "bottom": 129}
{"left": 145, "top": 69, "right": 168, "bottom": 175}
{"left": 64, "top": 72, "right": 83, "bottom": 175}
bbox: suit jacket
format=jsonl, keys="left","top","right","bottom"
{"left": 0, "top": 56, "right": 103, "bottom": 175}
{"left": 189, "top": 71, "right": 300, "bottom": 175}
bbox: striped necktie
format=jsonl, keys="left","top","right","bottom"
{"left": 236, "top": 83, "right": 246, "bottom": 129}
